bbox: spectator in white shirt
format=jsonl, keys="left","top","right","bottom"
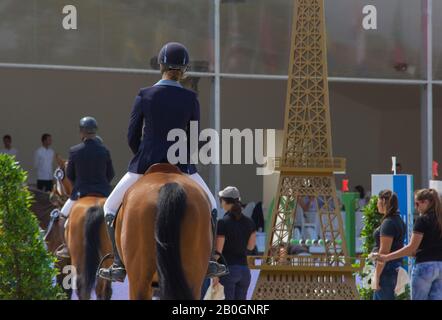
{"left": 0, "top": 135, "right": 18, "bottom": 158}
{"left": 34, "top": 133, "right": 55, "bottom": 192}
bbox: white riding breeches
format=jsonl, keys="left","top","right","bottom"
{"left": 103, "top": 172, "right": 142, "bottom": 216}
{"left": 103, "top": 171, "right": 217, "bottom": 217}
{"left": 61, "top": 198, "right": 76, "bottom": 229}
{"left": 61, "top": 198, "right": 75, "bottom": 218}
{"left": 188, "top": 173, "right": 217, "bottom": 210}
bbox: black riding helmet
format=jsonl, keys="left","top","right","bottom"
{"left": 79, "top": 116, "right": 98, "bottom": 134}
{"left": 157, "top": 42, "right": 190, "bottom": 72}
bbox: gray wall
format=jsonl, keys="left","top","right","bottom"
{"left": 1, "top": 68, "right": 437, "bottom": 207}
{"left": 434, "top": 87, "right": 442, "bottom": 178}
{"left": 331, "top": 83, "right": 422, "bottom": 188}
{"left": 0, "top": 68, "right": 212, "bottom": 186}
{"left": 221, "top": 80, "right": 423, "bottom": 209}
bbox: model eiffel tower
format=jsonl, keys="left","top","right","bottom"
{"left": 249, "top": 0, "right": 359, "bottom": 300}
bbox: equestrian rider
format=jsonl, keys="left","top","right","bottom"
{"left": 98, "top": 42, "right": 227, "bottom": 282}
{"left": 56, "top": 117, "right": 115, "bottom": 258}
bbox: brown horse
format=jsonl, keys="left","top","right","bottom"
{"left": 29, "top": 186, "right": 73, "bottom": 299}
{"left": 66, "top": 198, "right": 113, "bottom": 300}
{"left": 115, "top": 163, "right": 212, "bottom": 300}
{"left": 51, "top": 160, "right": 113, "bottom": 300}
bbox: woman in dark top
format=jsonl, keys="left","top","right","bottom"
{"left": 377, "top": 188, "right": 442, "bottom": 300}
{"left": 213, "top": 186, "right": 256, "bottom": 300}
{"left": 372, "top": 190, "right": 406, "bottom": 300}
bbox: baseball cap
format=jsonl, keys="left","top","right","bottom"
{"left": 218, "top": 186, "right": 241, "bottom": 200}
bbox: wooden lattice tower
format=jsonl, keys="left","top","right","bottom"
{"left": 249, "top": 0, "right": 359, "bottom": 300}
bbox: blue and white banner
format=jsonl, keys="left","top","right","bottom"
{"left": 371, "top": 174, "right": 414, "bottom": 242}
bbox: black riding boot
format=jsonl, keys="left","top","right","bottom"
{"left": 98, "top": 214, "right": 126, "bottom": 282}
{"left": 206, "top": 209, "right": 229, "bottom": 278}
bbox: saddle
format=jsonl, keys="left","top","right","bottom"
{"left": 145, "top": 163, "right": 183, "bottom": 175}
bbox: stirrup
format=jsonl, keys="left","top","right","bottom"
{"left": 207, "top": 261, "right": 229, "bottom": 278}
{"left": 206, "top": 250, "right": 229, "bottom": 278}
{"left": 55, "top": 244, "right": 70, "bottom": 259}
{"left": 98, "top": 264, "right": 126, "bottom": 282}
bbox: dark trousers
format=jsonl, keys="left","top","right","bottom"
{"left": 37, "top": 180, "right": 53, "bottom": 192}
{"left": 373, "top": 262, "right": 400, "bottom": 300}
{"left": 219, "top": 265, "right": 251, "bottom": 300}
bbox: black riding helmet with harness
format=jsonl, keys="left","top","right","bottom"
{"left": 79, "top": 116, "right": 98, "bottom": 134}
{"left": 157, "top": 42, "right": 190, "bottom": 72}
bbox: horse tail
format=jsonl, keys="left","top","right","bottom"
{"left": 155, "top": 183, "right": 193, "bottom": 300}
{"left": 82, "top": 205, "right": 104, "bottom": 296}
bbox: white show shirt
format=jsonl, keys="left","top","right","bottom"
{"left": 34, "top": 146, "right": 55, "bottom": 180}
{"left": 0, "top": 148, "right": 18, "bottom": 157}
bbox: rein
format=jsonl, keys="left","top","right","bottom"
{"left": 44, "top": 209, "right": 61, "bottom": 241}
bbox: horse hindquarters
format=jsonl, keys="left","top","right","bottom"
{"left": 83, "top": 205, "right": 114, "bottom": 300}
{"left": 118, "top": 199, "right": 157, "bottom": 300}
{"left": 118, "top": 170, "right": 211, "bottom": 300}
{"left": 67, "top": 206, "right": 87, "bottom": 299}
{"left": 69, "top": 199, "right": 111, "bottom": 300}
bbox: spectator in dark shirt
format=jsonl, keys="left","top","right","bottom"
{"left": 377, "top": 188, "right": 442, "bottom": 300}
{"left": 251, "top": 201, "right": 265, "bottom": 233}
{"left": 396, "top": 163, "right": 403, "bottom": 174}
{"left": 372, "top": 190, "right": 406, "bottom": 300}
{"left": 213, "top": 186, "right": 256, "bottom": 300}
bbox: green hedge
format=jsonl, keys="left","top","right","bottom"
{"left": 355, "top": 195, "right": 381, "bottom": 299}
{"left": 0, "top": 154, "right": 65, "bottom": 299}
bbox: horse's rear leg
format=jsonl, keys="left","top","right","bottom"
{"left": 128, "top": 267, "right": 155, "bottom": 300}
{"left": 95, "top": 278, "right": 112, "bottom": 300}
{"left": 76, "top": 275, "right": 91, "bottom": 300}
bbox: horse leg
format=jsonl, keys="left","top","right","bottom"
{"left": 180, "top": 249, "right": 211, "bottom": 298}
{"left": 68, "top": 213, "right": 88, "bottom": 300}
{"left": 180, "top": 204, "right": 212, "bottom": 299}
{"left": 119, "top": 198, "right": 157, "bottom": 300}
{"left": 69, "top": 244, "right": 88, "bottom": 299}
{"left": 72, "top": 268, "right": 91, "bottom": 300}
{"left": 125, "top": 235, "right": 156, "bottom": 300}
{"left": 127, "top": 261, "right": 156, "bottom": 300}
{"left": 95, "top": 213, "right": 113, "bottom": 300}
{"left": 95, "top": 278, "right": 112, "bottom": 300}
